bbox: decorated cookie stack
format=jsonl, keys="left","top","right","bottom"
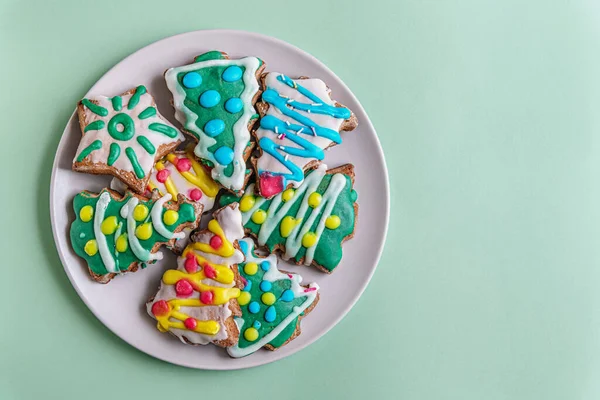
{"left": 68, "top": 50, "right": 359, "bottom": 358}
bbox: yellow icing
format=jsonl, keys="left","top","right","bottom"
{"left": 308, "top": 192, "right": 322, "bottom": 208}
{"left": 135, "top": 222, "right": 153, "bottom": 240}
{"left": 302, "top": 232, "right": 317, "bottom": 248}
{"left": 163, "top": 210, "right": 178, "bottom": 226}
{"left": 251, "top": 209, "right": 267, "bottom": 224}
{"left": 133, "top": 204, "right": 149, "bottom": 221}
{"left": 79, "top": 205, "right": 94, "bottom": 222}
{"left": 100, "top": 216, "right": 118, "bottom": 235}
{"left": 282, "top": 189, "right": 295, "bottom": 202}
{"left": 190, "top": 219, "right": 235, "bottom": 257}
{"left": 280, "top": 216, "right": 301, "bottom": 238}
{"left": 238, "top": 291, "right": 251, "bottom": 306}
{"left": 244, "top": 327, "right": 259, "bottom": 341}
{"left": 239, "top": 195, "right": 255, "bottom": 212}
{"left": 116, "top": 234, "right": 128, "bottom": 252}
{"left": 244, "top": 262, "right": 258, "bottom": 276}
{"left": 84, "top": 239, "right": 98, "bottom": 256}
{"left": 261, "top": 292, "right": 276, "bottom": 305}
{"left": 325, "top": 215, "right": 341, "bottom": 229}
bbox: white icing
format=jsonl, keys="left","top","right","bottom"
{"left": 150, "top": 194, "right": 184, "bottom": 240}
{"left": 120, "top": 197, "right": 162, "bottom": 262}
{"left": 93, "top": 192, "right": 116, "bottom": 273}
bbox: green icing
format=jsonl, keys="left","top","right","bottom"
{"left": 70, "top": 189, "right": 198, "bottom": 276}
{"left": 194, "top": 50, "right": 226, "bottom": 62}
{"left": 76, "top": 139, "right": 102, "bottom": 162}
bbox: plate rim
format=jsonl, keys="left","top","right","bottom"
{"left": 49, "top": 28, "right": 390, "bottom": 370}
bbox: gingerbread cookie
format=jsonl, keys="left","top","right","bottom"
{"left": 147, "top": 204, "right": 245, "bottom": 347}
{"left": 164, "top": 51, "right": 265, "bottom": 193}
{"left": 253, "top": 73, "right": 358, "bottom": 198}
{"left": 73, "top": 86, "right": 184, "bottom": 194}
{"left": 70, "top": 189, "right": 202, "bottom": 283}
{"left": 220, "top": 164, "right": 358, "bottom": 273}
{"left": 228, "top": 238, "right": 319, "bottom": 358}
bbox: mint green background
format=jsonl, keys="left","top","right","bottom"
{"left": 2, "top": 0, "right": 600, "bottom": 399}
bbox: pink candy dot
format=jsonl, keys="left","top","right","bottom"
{"left": 156, "top": 169, "right": 170, "bottom": 183}
{"left": 175, "top": 279, "right": 194, "bottom": 297}
{"left": 177, "top": 158, "right": 192, "bottom": 172}
{"left": 189, "top": 188, "right": 203, "bottom": 201}
{"left": 259, "top": 172, "right": 284, "bottom": 198}
{"left": 204, "top": 264, "right": 217, "bottom": 279}
{"left": 200, "top": 290, "right": 214, "bottom": 304}
{"left": 151, "top": 300, "right": 169, "bottom": 316}
{"left": 184, "top": 253, "right": 198, "bottom": 273}
{"left": 184, "top": 317, "right": 197, "bottom": 330}
{"left": 209, "top": 235, "right": 222, "bottom": 249}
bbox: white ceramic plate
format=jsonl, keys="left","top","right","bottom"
{"left": 50, "top": 30, "right": 389, "bottom": 370}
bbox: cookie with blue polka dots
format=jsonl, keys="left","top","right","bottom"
{"left": 165, "top": 51, "right": 266, "bottom": 194}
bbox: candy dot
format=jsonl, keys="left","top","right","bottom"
{"left": 308, "top": 192, "right": 322, "bottom": 208}
{"left": 259, "top": 172, "right": 284, "bottom": 198}
{"left": 79, "top": 205, "right": 94, "bottom": 222}
{"left": 182, "top": 72, "right": 202, "bottom": 88}
{"left": 204, "top": 119, "right": 225, "bottom": 137}
{"left": 203, "top": 264, "right": 217, "bottom": 279}
{"left": 84, "top": 239, "right": 98, "bottom": 256}
{"left": 251, "top": 209, "right": 267, "bottom": 224}
{"left": 209, "top": 235, "right": 222, "bottom": 249}
{"left": 238, "top": 291, "right": 251, "bottom": 306}
{"left": 184, "top": 253, "right": 198, "bottom": 273}
{"left": 189, "top": 188, "right": 202, "bottom": 201}
{"left": 282, "top": 189, "right": 295, "bottom": 202}
{"left": 243, "top": 280, "right": 252, "bottom": 291}
{"left": 199, "top": 90, "right": 221, "bottom": 108}
{"left": 244, "top": 327, "right": 259, "bottom": 342}
{"left": 259, "top": 280, "right": 272, "bottom": 292}
{"left": 133, "top": 204, "right": 149, "bottom": 221}
{"left": 325, "top": 215, "right": 341, "bottom": 229}
{"left": 116, "top": 234, "right": 128, "bottom": 252}
{"left": 135, "top": 222, "right": 153, "bottom": 240}
{"left": 253, "top": 321, "right": 262, "bottom": 329}
{"left": 244, "top": 262, "right": 258, "bottom": 276}
{"left": 214, "top": 146, "right": 234, "bottom": 165}
{"left": 200, "top": 290, "right": 214, "bottom": 304}
{"left": 248, "top": 301, "right": 260, "bottom": 314}
{"left": 156, "top": 168, "right": 170, "bottom": 183}
{"left": 176, "top": 158, "right": 191, "bottom": 172}
{"left": 225, "top": 97, "right": 243, "bottom": 113}
{"left": 184, "top": 317, "right": 197, "bottom": 330}
{"left": 302, "top": 232, "right": 317, "bottom": 248}
{"left": 162, "top": 210, "right": 179, "bottom": 226}
{"left": 239, "top": 195, "right": 255, "bottom": 212}
{"left": 281, "top": 289, "right": 294, "bottom": 302}
{"left": 151, "top": 300, "right": 170, "bottom": 316}
{"left": 238, "top": 240, "right": 248, "bottom": 255}
{"left": 222, "top": 66, "right": 243, "bottom": 82}
{"left": 280, "top": 216, "right": 297, "bottom": 238}
{"left": 175, "top": 279, "right": 194, "bottom": 297}
{"left": 261, "top": 292, "right": 276, "bottom": 306}
{"left": 264, "top": 305, "right": 277, "bottom": 323}
{"left": 260, "top": 261, "right": 270, "bottom": 271}
{"left": 101, "top": 216, "right": 118, "bottom": 235}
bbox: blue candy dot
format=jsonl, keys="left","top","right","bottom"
{"left": 225, "top": 97, "right": 243, "bottom": 114}
{"left": 214, "top": 146, "right": 234, "bottom": 165}
{"left": 204, "top": 119, "right": 225, "bottom": 137}
{"left": 253, "top": 321, "right": 262, "bottom": 329}
{"left": 264, "top": 306, "right": 277, "bottom": 323}
{"left": 238, "top": 240, "right": 248, "bottom": 255}
{"left": 259, "top": 280, "right": 272, "bottom": 292}
{"left": 243, "top": 280, "right": 252, "bottom": 291}
{"left": 281, "top": 289, "right": 294, "bottom": 302}
{"left": 182, "top": 72, "right": 202, "bottom": 88}
{"left": 199, "top": 90, "right": 221, "bottom": 108}
{"left": 222, "top": 66, "right": 243, "bottom": 82}
{"left": 260, "top": 261, "right": 270, "bottom": 271}
{"left": 248, "top": 301, "right": 260, "bottom": 314}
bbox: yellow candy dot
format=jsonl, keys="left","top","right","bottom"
{"left": 302, "top": 232, "right": 318, "bottom": 248}
{"left": 282, "top": 189, "right": 295, "bottom": 202}
{"left": 116, "top": 234, "right": 128, "bottom": 252}
{"left": 135, "top": 222, "right": 153, "bottom": 240}
{"left": 238, "top": 291, "right": 251, "bottom": 306}
{"left": 280, "top": 216, "right": 298, "bottom": 238}
{"left": 244, "top": 327, "right": 259, "bottom": 342}
{"left": 261, "top": 292, "right": 276, "bottom": 306}
{"left": 101, "top": 216, "right": 118, "bottom": 235}
{"left": 244, "top": 262, "right": 258, "bottom": 276}
{"left": 84, "top": 239, "right": 98, "bottom": 256}
{"left": 133, "top": 204, "right": 149, "bottom": 221}
{"left": 308, "top": 192, "right": 322, "bottom": 208}
{"left": 79, "top": 205, "right": 94, "bottom": 222}
{"left": 325, "top": 215, "right": 341, "bottom": 230}
{"left": 251, "top": 209, "right": 267, "bottom": 224}
{"left": 239, "top": 195, "right": 256, "bottom": 212}
{"left": 163, "top": 210, "right": 179, "bottom": 226}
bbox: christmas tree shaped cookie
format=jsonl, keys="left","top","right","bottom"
{"left": 147, "top": 204, "right": 246, "bottom": 347}
{"left": 165, "top": 51, "right": 265, "bottom": 193}
{"left": 70, "top": 189, "right": 202, "bottom": 283}
{"left": 73, "top": 86, "right": 184, "bottom": 194}
{"left": 228, "top": 238, "right": 319, "bottom": 358}
{"left": 253, "top": 73, "right": 358, "bottom": 198}
{"left": 220, "top": 164, "right": 358, "bottom": 273}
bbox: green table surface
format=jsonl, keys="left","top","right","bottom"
{"left": 2, "top": 0, "right": 600, "bottom": 399}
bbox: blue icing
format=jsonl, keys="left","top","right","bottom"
{"left": 259, "top": 280, "right": 272, "bottom": 292}
{"left": 239, "top": 240, "right": 248, "bottom": 254}
{"left": 253, "top": 320, "right": 261, "bottom": 329}
{"left": 182, "top": 72, "right": 202, "bottom": 88}
{"left": 248, "top": 301, "right": 260, "bottom": 314}
{"left": 260, "top": 261, "right": 270, "bottom": 271}
{"left": 243, "top": 280, "right": 252, "bottom": 291}
{"left": 222, "top": 66, "right": 243, "bottom": 82}
{"left": 199, "top": 90, "right": 221, "bottom": 108}
{"left": 204, "top": 119, "right": 225, "bottom": 137}
{"left": 264, "top": 305, "right": 276, "bottom": 323}
{"left": 225, "top": 97, "right": 243, "bottom": 113}
{"left": 214, "top": 146, "right": 234, "bottom": 165}
{"left": 280, "top": 289, "right": 294, "bottom": 302}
